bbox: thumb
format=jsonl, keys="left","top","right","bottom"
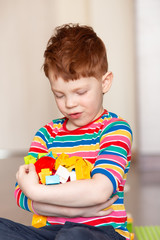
{"left": 28, "top": 163, "right": 36, "bottom": 172}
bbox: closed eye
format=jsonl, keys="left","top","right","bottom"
{"left": 54, "top": 93, "right": 64, "bottom": 99}
{"left": 76, "top": 90, "right": 87, "bottom": 95}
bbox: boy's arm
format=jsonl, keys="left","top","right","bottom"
{"left": 16, "top": 164, "right": 113, "bottom": 208}
{"left": 32, "top": 195, "right": 118, "bottom": 218}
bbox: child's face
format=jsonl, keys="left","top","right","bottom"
{"left": 49, "top": 72, "right": 111, "bottom": 130}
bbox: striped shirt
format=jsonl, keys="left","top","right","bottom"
{"left": 15, "top": 110, "right": 133, "bottom": 239}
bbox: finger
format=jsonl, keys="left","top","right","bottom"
{"left": 98, "top": 208, "right": 113, "bottom": 216}
{"left": 106, "top": 195, "right": 119, "bottom": 206}
{"left": 28, "top": 163, "right": 36, "bottom": 172}
{"left": 100, "top": 195, "right": 118, "bottom": 210}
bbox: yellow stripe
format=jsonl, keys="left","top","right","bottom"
{"left": 15, "top": 185, "right": 19, "bottom": 190}
{"left": 115, "top": 229, "right": 130, "bottom": 238}
{"left": 101, "top": 130, "right": 132, "bottom": 141}
{"left": 50, "top": 143, "right": 99, "bottom": 154}
{"left": 53, "top": 123, "right": 62, "bottom": 129}
{"left": 28, "top": 199, "right": 34, "bottom": 213}
{"left": 94, "top": 164, "right": 124, "bottom": 176}
{"left": 34, "top": 136, "right": 47, "bottom": 148}
{"left": 103, "top": 204, "right": 125, "bottom": 211}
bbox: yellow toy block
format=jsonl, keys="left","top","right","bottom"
{"left": 24, "top": 155, "right": 36, "bottom": 165}
{"left": 55, "top": 153, "right": 69, "bottom": 170}
{"left": 38, "top": 168, "right": 52, "bottom": 184}
{"left": 75, "top": 158, "right": 93, "bottom": 180}
{"left": 32, "top": 214, "right": 47, "bottom": 228}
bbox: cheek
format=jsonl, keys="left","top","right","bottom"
{"left": 55, "top": 99, "right": 64, "bottom": 111}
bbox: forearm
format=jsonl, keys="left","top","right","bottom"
{"left": 33, "top": 195, "right": 118, "bottom": 218}
{"left": 33, "top": 201, "right": 87, "bottom": 217}
{"left": 27, "top": 174, "right": 113, "bottom": 208}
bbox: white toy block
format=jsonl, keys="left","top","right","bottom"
{"left": 45, "top": 175, "right": 60, "bottom": 185}
{"left": 56, "top": 165, "right": 70, "bottom": 183}
{"left": 70, "top": 170, "right": 76, "bottom": 181}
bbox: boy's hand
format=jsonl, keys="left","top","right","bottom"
{"left": 16, "top": 164, "right": 39, "bottom": 197}
{"left": 80, "top": 194, "right": 119, "bottom": 217}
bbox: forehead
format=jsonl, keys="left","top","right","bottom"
{"left": 49, "top": 75, "right": 98, "bottom": 92}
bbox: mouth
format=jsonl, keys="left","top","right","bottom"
{"left": 68, "top": 112, "right": 82, "bottom": 119}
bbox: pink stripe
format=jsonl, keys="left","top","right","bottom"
{"left": 30, "top": 142, "right": 44, "bottom": 148}
{"left": 101, "top": 135, "right": 131, "bottom": 148}
{"left": 97, "top": 154, "right": 127, "bottom": 167}
{"left": 14, "top": 188, "right": 19, "bottom": 199}
{"left": 69, "top": 151, "right": 98, "bottom": 158}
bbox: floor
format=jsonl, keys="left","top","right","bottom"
{"left": 0, "top": 155, "right": 160, "bottom": 234}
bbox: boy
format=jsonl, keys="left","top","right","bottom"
{"left": 0, "top": 24, "right": 132, "bottom": 240}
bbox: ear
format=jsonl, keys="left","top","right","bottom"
{"left": 102, "top": 72, "right": 113, "bottom": 94}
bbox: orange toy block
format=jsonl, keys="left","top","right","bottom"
{"left": 38, "top": 168, "right": 52, "bottom": 184}
{"left": 32, "top": 214, "right": 47, "bottom": 228}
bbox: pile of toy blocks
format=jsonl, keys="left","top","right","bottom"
{"left": 24, "top": 152, "right": 94, "bottom": 228}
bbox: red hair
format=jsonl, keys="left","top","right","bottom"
{"left": 43, "top": 24, "right": 108, "bottom": 81}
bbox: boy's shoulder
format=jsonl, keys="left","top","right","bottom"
{"left": 98, "top": 110, "right": 132, "bottom": 133}
{"left": 37, "top": 117, "right": 66, "bottom": 135}
{"left": 98, "top": 110, "right": 128, "bottom": 125}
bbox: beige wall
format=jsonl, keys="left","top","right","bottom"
{"left": 0, "top": 0, "right": 136, "bottom": 154}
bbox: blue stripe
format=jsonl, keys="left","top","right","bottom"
{"left": 24, "top": 195, "right": 30, "bottom": 212}
{"left": 36, "top": 131, "right": 48, "bottom": 143}
{"left": 91, "top": 168, "right": 117, "bottom": 193}
{"left": 106, "top": 124, "right": 132, "bottom": 134}
{"left": 109, "top": 112, "right": 118, "bottom": 118}
{"left": 94, "top": 159, "right": 123, "bottom": 168}
{"left": 48, "top": 139, "right": 98, "bottom": 148}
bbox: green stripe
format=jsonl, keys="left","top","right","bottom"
{"left": 99, "top": 145, "right": 127, "bottom": 156}
{"left": 53, "top": 132, "right": 101, "bottom": 142}
{"left": 19, "top": 192, "right": 25, "bottom": 210}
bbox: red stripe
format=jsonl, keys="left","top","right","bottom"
{"left": 101, "top": 141, "right": 129, "bottom": 153}
{"left": 29, "top": 147, "right": 48, "bottom": 154}
{"left": 16, "top": 189, "right": 21, "bottom": 207}
{"left": 48, "top": 216, "right": 127, "bottom": 226}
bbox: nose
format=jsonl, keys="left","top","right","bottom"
{"left": 65, "top": 95, "right": 77, "bottom": 108}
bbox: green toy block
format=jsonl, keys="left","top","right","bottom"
{"left": 135, "top": 226, "right": 160, "bottom": 240}
{"left": 37, "top": 153, "right": 47, "bottom": 159}
{"left": 24, "top": 155, "right": 36, "bottom": 164}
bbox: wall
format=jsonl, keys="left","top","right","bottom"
{"left": 0, "top": 0, "right": 136, "bottom": 155}
{"left": 135, "top": 0, "right": 160, "bottom": 154}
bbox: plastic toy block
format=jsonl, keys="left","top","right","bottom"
{"left": 127, "top": 214, "right": 133, "bottom": 233}
{"left": 75, "top": 159, "right": 93, "bottom": 180}
{"left": 32, "top": 214, "right": 47, "bottom": 228}
{"left": 70, "top": 170, "right": 76, "bottom": 181}
{"left": 135, "top": 226, "right": 160, "bottom": 240}
{"left": 38, "top": 168, "right": 52, "bottom": 184}
{"left": 37, "top": 153, "right": 47, "bottom": 159}
{"left": 24, "top": 155, "right": 36, "bottom": 165}
{"left": 56, "top": 165, "right": 70, "bottom": 183}
{"left": 34, "top": 156, "right": 56, "bottom": 174}
{"left": 46, "top": 175, "right": 60, "bottom": 185}
{"left": 55, "top": 153, "right": 69, "bottom": 170}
